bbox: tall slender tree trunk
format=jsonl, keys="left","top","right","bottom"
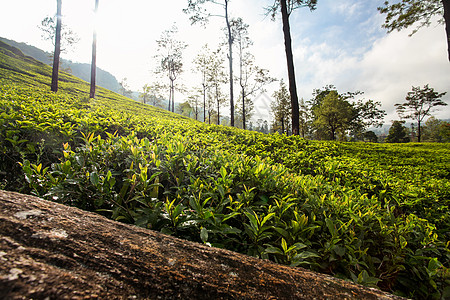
{"left": 280, "top": 0, "right": 300, "bottom": 135}
{"left": 90, "top": 0, "right": 99, "bottom": 99}
{"left": 51, "top": 0, "right": 62, "bottom": 92}
{"left": 443, "top": 0, "right": 450, "bottom": 61}
{"left": 417, "top": 120, "right": 422, "bottom": 142}
{"left": 242, "top": 87, "right": 246, "bottom": 130}
{"left": 203, "top": 84, "right": 206, "bottom": 122}
{"left": 171, "top": 82, "right": 175, "bottom": 112}
{"left": 225, "top": 0, "right": 234, "bottom": 126}
{"left": 216, "top": 84, "right": 220, "bottom": 125}
{"left": 168, "top": 82, "right": 172, "bottom": 112}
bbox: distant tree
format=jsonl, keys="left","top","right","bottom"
{"left": 363, "top": 131, "right": 378, "bottom": 143}
{"left": 422, "top": 117, "right": 450, "bottom": 142}
{"left": 39, "top": 15, "right": 80, "bottom": 55}
{"left": 266, "top": 0, "right": 318, "bottom": 135}
{"left": 262, "top": 120, "right": 270, "bottom": 134}
{"left": 39, "top": 6, "right": 80, "bottom": 81}
{"left": 140, "top": 84, "right": 165, "bottom": 106}
{"left": 309, "top": 85, "right": 336, "bottom": 139}
{"left": 206, "top": 89, "right": 216, "bottom": 124}
{"left": 232, "top": 18, "right": 275, "bottom": 130}
{"left": 140, "top": 84, "right": 151, "bottom": 104}
{"left": 313, "top": 91, "right": 353, "bottom": 140}
{"left": 310, "top": 85, "right": 385, "bottom": 140}
{"left": 271, "top": 80, "right": 292, "bottom": 134}
{"left": 254, "top": 119, "right": 269, "bottom": 134}
{"left": 350, "top": 98, "right": 386, "bottom": 138}
{"left": 119, "top": 78, "right": 132, "bottom": 98}
{"left": 299, "top": 98, "right": 310, "bottom": 138}
{"left": 395, "top": 84, "right": 447, "bottom": 142}
{"left": 386, "top": 120, "right": 410, "bottom": 143}
{"left": 187, "top": 91, "right": 201, "bottom": 120}
{"left": 148, "top": 83, "right": 165, "bottom": 108}
{"left": 184, "top": 0, "right": 236, "bottom": 126}
{"left": 178, "top": 101, "right": 193, "bottom": 118}
{"left": 155, "top": 25, "right": 187, "bottom": 112}
{"left": 90, "top": 0, "right": 99, "bottom": 99}
{"left": 439, "top": 121, "right": 450, "bottom": 142}
{"left": 378, "top": 0, "right": 450, "bottom": 61}
{"left": 193, "top": 44, "right": 213, "bottom": 122}
{"left": 232, "top": 18, "right": 252, "bottom": 129}
{"left": 206, "top": 49, "right": 227, "bottom": 125}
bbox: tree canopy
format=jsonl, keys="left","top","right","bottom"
{"left": 378, "top": 0, "right": 450, "bottom": 61}
{"left": 184, "top": 0, "right": 236, "bottom": 126}
{"left": 271, "top": 80, "right": 292, "bottom": 134}
{"left": 395, "top": 84, "right": 447, "bottom": 142}
{"left": 310, "top": 86, "right": 386, "bottom": 141}
{"left": 386, "top": 120, "right": 410, "bottom": 143}
{"left": 155, "top": 25, "right": 187, "bottom": 112}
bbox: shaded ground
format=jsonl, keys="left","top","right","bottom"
{"left": 0, "top": 190, "right": 405, "bottom": 299}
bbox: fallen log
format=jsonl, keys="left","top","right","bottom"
{"left": 0, "top": 190, "right": 404, "bottom": 299}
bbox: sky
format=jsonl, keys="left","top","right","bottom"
{"left": 1, "top": 0, "right": 449, "bottom": 124}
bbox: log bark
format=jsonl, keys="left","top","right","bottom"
{"left": 0, "top": 190, "right": 404, "bottom": 300}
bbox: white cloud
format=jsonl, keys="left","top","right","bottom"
{"left": 332, "top": 0, "right": 362, "bottom": 20}
{"left": 357, "top": 23, "right": 450, "bottom": 121}
{"left": 287, "top": 14, "right": 450, "bottom": 123}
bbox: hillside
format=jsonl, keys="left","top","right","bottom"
{"left": 0, "top": 40, "right": 449, "bottom": 299}
{"left": 0, "top": 37, "right": 122, "bottom": 94}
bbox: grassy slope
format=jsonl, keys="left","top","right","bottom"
{"left": 1, "top": 40, "right": 449, "bottom": 299}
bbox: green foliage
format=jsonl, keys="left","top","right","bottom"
{"left": 378, "top": 0, "right": 444, "bottom": 36}
{"left": 1, "top": 41, "right": 449, "bottom": 299}
{"left": 386, "top": 121, "right": 410, "bottom": 143}
{"left": 309, "top": 86, "right": 385, "bottom": 141}
{"left": 395, "top": 84, "right": 447, "bottom": 142}
{"left": 270, "top": 79, "right": 291, "bottom": 134}
{"left": 313, "top": 90, "right": 352, "bottom": 140}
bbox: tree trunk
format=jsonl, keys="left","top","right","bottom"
{"left": 0, "top": 190, "right": 405, "bottom": 300}
{"left": 443, "top": 0, "right": 450, "bottom": 61}
{"left": 280, "top": 0, "right": 300, "bottom": 136}
{"left": 89, "top": 0, "right": 99, "bottom": 99}
{"left": 168, "top": 80, "right": 172, "bottom": 112}
{"left": 172, "top": 82, "right": 175, "bottom": 113}
{"left": 203, "top": 84, "right": 206, "bottom": 122}
{"left": 225, "top": 0, "right": 235, "bottom": 127}
{"left": 51, "top": 0, "right": 62, "bottom": 92}
{"left": 216, "top": 84, "right": 220, "bottom": 125}
{"left": 242, "top": 86, "right": 246, "bottom": 130}
{"left": 417, "top": 120, "right": 422, "bottom": 142}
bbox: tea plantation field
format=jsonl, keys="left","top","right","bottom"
{"left": 1, "top": 40, "right": 449, "bottom": 299}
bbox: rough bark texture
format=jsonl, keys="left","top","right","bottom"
{"left": 0, "top": 190, "right": 405, "bottom": 300}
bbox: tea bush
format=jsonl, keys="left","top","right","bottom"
{"left": 1, "top": 41, "right": 449, "bottom": 299}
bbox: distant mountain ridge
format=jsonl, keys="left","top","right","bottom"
{"left": 0, "top": 37, "right": 121, "bottom": 94}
